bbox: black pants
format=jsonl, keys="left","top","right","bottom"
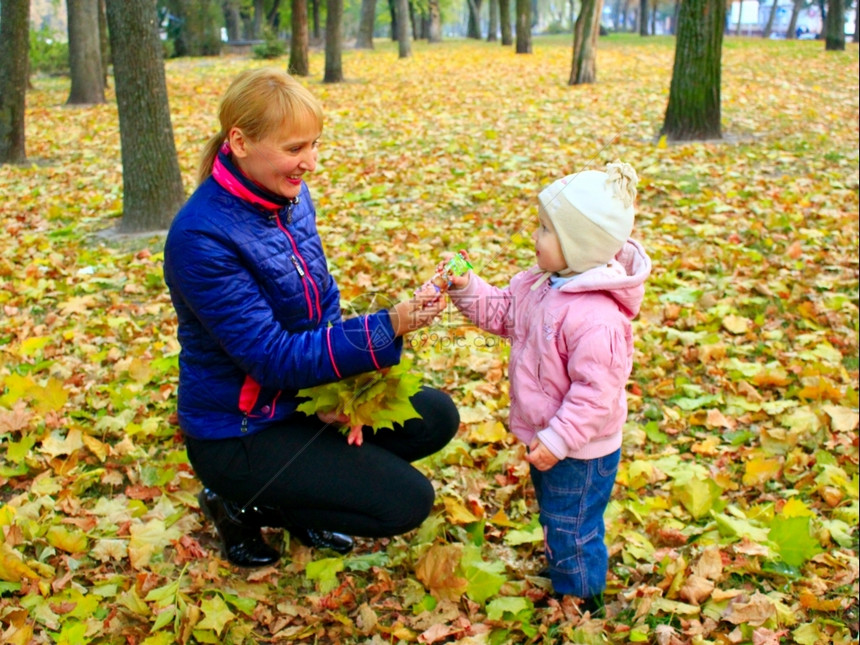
{"left": 184, "top": 387, "right": 459, "bottom": 537}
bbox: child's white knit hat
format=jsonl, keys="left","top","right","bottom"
{"left": 538, "top": 161, "right": 638, "bottom": 274}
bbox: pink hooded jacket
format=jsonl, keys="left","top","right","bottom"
{"left": 450, "top": 239, "right": 651, "bottom": 461}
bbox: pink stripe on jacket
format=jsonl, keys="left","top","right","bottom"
{"left": 449, "top": 239, "right": 651, "bottom": 461}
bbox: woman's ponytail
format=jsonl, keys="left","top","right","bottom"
{"left": 197, "top": 132, "right": 225, "bottom": 186}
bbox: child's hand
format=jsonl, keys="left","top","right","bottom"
{"left": 438, "top": 251, "right": 472, "bottom": 290}
{"left": 447, "top": 272, "right": 470, "bottom": 290}
{"left": 525, "top": 438, "right": 559, "bottom": 471}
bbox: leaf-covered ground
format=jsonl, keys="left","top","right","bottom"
{"left": 0, "top": 35, "right": 858, "bottom": 644}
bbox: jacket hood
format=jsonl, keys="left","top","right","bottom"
{"left": 551, "top": 238, "right": 650, "bottom": 318}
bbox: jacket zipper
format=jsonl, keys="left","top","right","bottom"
{"left": 290, "top": 255, "right": 305, "bottom": 277}
{"left": 273, "top": 203, "right": 322, "bottom": 322}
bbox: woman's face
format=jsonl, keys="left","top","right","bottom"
{"left": 229, "top": 120, "right": 321, "bottom": 200}
{"left": 533, "top": 207, "right": 567, "bottom": 274}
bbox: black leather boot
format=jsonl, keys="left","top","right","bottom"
{"left": 197, "top": 489, "right": 280, "bottom": 568}
{"left": 225, "top": 501, "right": 355, "bottom": 555}
{"left": 285, "top": 525, "right": 355, "bottom": 554}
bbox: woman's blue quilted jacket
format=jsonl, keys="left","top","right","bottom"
{"left": 163, "top": 178, "right": 402, "bottom": 440}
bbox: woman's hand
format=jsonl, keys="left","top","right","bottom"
{"left": 525, "top": 438, "right": 559, "bottom": 471}
{"left": 388, "top": 283, "right": 445, "bottom": 337}
{"left": 316, "top": 410, "right": 365, "bottom": 446}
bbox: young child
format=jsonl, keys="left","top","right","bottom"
{"left": 447, "top": 161, "right": 651, "bottom": 614}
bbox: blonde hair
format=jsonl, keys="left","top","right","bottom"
{"left": 198, "top": 68, "right": 324, "bottom": 185}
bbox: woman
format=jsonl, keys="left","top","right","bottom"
{"left": 163, "top": 68, "right": 459, "bottom": 567}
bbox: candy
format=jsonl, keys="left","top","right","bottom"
{"left": 421, "top": 251, "right": 472, "bottom": 293}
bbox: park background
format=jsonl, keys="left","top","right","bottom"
{"left": 1, "top": 1, "right": 859, "bottom": 644}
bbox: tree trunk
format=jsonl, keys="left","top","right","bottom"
{"left": 267, "top": 0, "right": 282, "bottom": 29}
{"left": 104, "top": 0, "right": 185, "bottom": 233}
{"left": 488, "top": 0, "right": 499, "bottom": 40}
{"left": 735, "top": 0, "right": 743, "bottom": 34}
{"left": 167, "top": 0, "right": 222, "bottom": 56}
{"left": 223, "top": 0, "right": 241, "bottom": 41}
{"left": 428, "top": 0, "right": 442, "bottom": 41}
{"left": 762, "top": 0, "right": 779, "bottom": 37}
{"left": 193, "top": 0, "right": 223, "bottom": 54}
{"left": 786, "top": 0, "right": 801, "bottom": 38}
{"left": 515, "top": 0, "right": 531, "bottom": 52}
{"left": 855, "top": 0, "right": 859, "bottom": 42}
{"left": 650, "top": 0, "right": 656, "bottom": 33}
{"left": 289, "top": 0, "right": 310, "bottom": 75}
{"left": 408, "top": 0, "right": 419, "bottom": 39}
{"left": 621, "top": 0, "right": 632, "bottom": 29}
{"left": 467, "top": 0, "right": 483, "bottom": 38}
{"left": 253, "top": 0, "right": 264, "bottom": 37}
{"left": 324, "top": 0, "right": 344, "bottom": 82}
{"left": 396, "top": 0, "right": 412, "bottom": 56}
{"left": 389, "top": 0, "right": 397, "bottom": 39}
{"left": 356, "top": 0, "right": 377, "bottom": 47}
{"left": 0, "top": 0, "right": 28, "bottom": 164}
{"left": 639, "top": 0, "right": 648, "bottom": 34}
{"left": 661, "top": 0, "right": 724, "bottom": 141}
{"left": 570, "top": 0, "right": 602, "bottom": 83}
{"left": 98, "top": 0, "right": 109, "bottom": 88}
{"left": 311, "top": 0, "right": 321, "bottom": 40}
{"left": 500, "top": 0, "right": 513, "bottom": 43}
{"left": 67, "top": 0, "right": 106, "bottom": 104}
{"left": 825, "top": 0, "right": 845, "bottom": 48}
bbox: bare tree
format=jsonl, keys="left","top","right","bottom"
{"left": 396, "top": 0, "right": 412, "bottom": 57}
{"left": 356, "top": 0, "right": 376, "bottom": 47}
{"left": 0, "top": 0, "right": 29, "bottom": 164}
{"left": 661, "top": 0, "right": 725, "bottom": 140}
{"left": 825, "top": 0, "right": 845, "bottom": 49}
{"left": 639, "top": 0, "right": 648, "bottom": 34}
{"left": 104, "top": 0, "right": 185, "bottom": 233}
{"left": 67, "top": 0, "right": 106, "bottom": 104}
{"left": 570, "top": 0, "right": 603, "bottom": 83}
{"left": 324, "top": 0, "right": 344, "bottom": 81}
{"left": 515, "top": 0, "right": 532, "bottom": 52}
{"left": 289, "top": 0, "right": 310, "bottom": 75}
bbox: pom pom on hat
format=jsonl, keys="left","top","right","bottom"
{"left": 538, "top": 161, "right": 638, "bottom": 274}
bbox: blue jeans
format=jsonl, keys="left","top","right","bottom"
{"left": 530, "top": 449, "right": 620, "bottom": 597}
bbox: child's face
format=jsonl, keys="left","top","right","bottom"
{"left": 533, "top": 208, "right": 567, "bottom": 274}
{"left": 230, "top": 119, "right": 320, "bottom": 200}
